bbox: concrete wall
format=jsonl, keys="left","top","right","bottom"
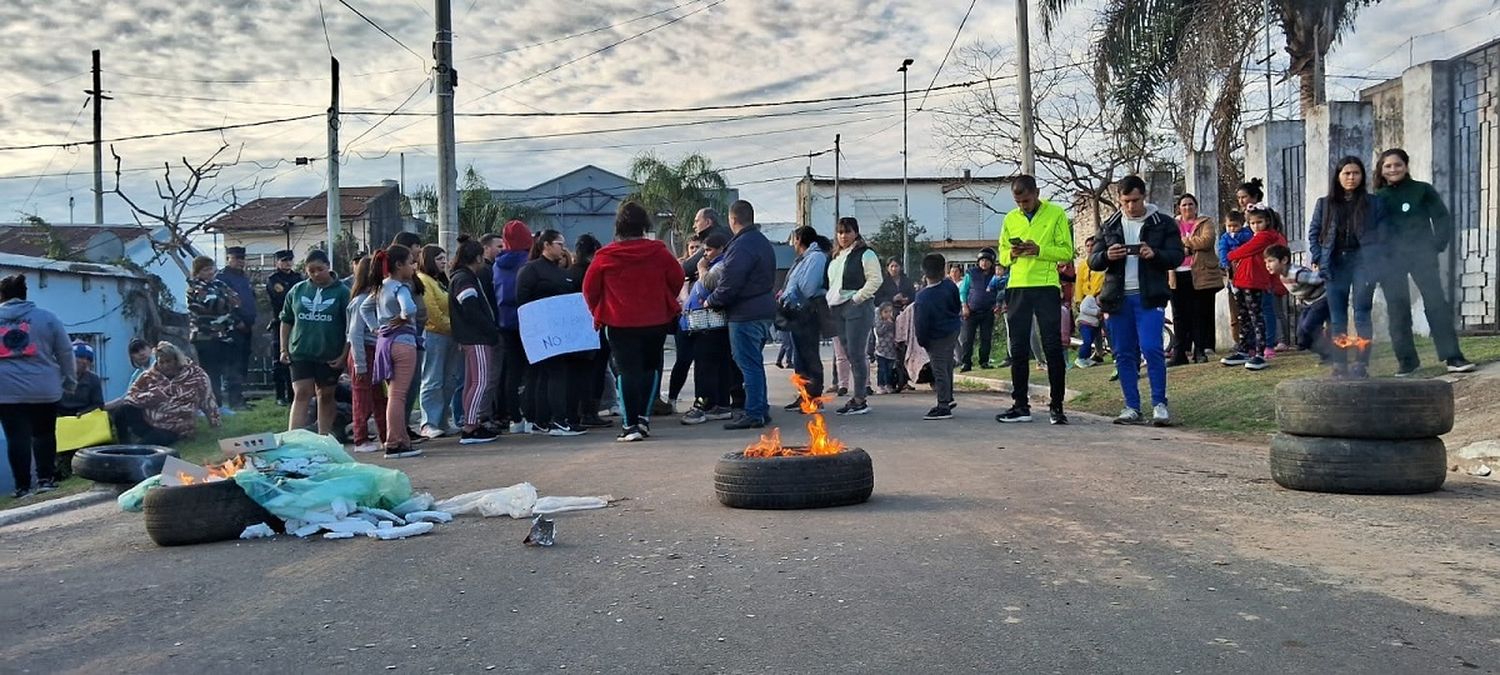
{"left": 1185, "top": 151, "right": 1220, "bottom": 217}
{"left": 800, "top": 180, "right": 1017, "bottom": 244}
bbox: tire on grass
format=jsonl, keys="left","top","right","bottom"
{"left": 714, "top": 448, "right": 873, "bottom": 510}
{"left": 143, "top": 480, "right": 280, "bottom": 546}
{"left": 1269, "top": 432, "right": 1446, "bottom": 495}
{"left": 72, "top": 445, "right": 179, "bottom": 485}
{"left": 1275, "top": 378, "right": 1453, "bottom": 440}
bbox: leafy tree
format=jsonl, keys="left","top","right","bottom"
{"left": 404, "top": 165, "right": 548, "bottom": 243}
{"left": 865, "top": 216, "right": 933, "bottom": 268}
{"left": 19, "top": 214, "right": 75, "bottom": 261}
{"left": 628, "top": 152, "right": 730, "bottom": 240}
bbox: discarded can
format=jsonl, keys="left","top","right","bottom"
{"left": 524, "top": 515, "right": 555, "bottom": 547}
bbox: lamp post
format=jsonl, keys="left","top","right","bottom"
{"left": 898, "top": 57, "right": 913, "bottom": 273}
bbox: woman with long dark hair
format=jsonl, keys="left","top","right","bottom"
{"left": 415, "top": 244, "right": 461, "bottom": 439}
{"left": 448, "top": 235, "right": 501, "bottom": 444}
{"left": 346, "top": 256, "right": 387, "bottom": 452}
{"left": 517, "top": 229, "right": 588, "bottom": 436}
{"left": 582, "top": 202, "right": 685, "bottom": 442}
{"left": 569, "top": 234, "right": 612, "bottom": 428}
{"left": 825, "top": 217, "right": 882, "bottom": 416}
{"left": 365, "top": 244, "right": 427, "bottom": 456}
{"left": 1308, "top": 156, "right": 1387, "bottom": 379}
{"left": 1375, "top": 148, "right": 1474, "bottom": 374}
{"left": 1170, "top": 193, "right": 1224, "bottom": 364}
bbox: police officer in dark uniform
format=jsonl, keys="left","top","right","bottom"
{"left": 265, "top": 249, "right": 303, "bottom": 406}
{"left": 216, "top": 246, "right": 257, "bottom": 409}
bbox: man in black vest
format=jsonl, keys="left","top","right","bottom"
{"left": 264, "top": 249, "right": 303, "bottom": 406}
{"left": 959, "top": 248, "right": 1003, "bottom": 372}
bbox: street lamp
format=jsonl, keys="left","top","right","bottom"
{"left": 898, "top": 57, "right": 913, "bottom": 273}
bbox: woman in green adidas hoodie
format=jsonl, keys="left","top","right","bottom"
{"left": 1374, "top": 148, "right": 1474, "bottom": 375}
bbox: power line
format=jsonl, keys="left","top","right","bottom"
{"left": 19, "top": 98, "right": 90, "bottom": 211}
{"left": 917, "top": 0, "right": 978, "bottom": 112}
{"left": 460, "top": 0, "right": 708, "bottom": 63}
{"left": 1351, "top": 7, "right": 1500, "bottom": 77}
{"left": 0, "top": 114, "right": 323, "bottom": 152}
{"left": 332, "top": 0, "right": 428, "bottom": 65}
{"left": 2, "top": 72, "right": 86, "bottom": 101}
{"left": 316, "top": 0, "right": 336, "bottom": 58}
{"left": 341, "top": 77, "right": 431, "bottom": 157}
{"left": 110, "top": 90, "right": 328, "bottom": 108}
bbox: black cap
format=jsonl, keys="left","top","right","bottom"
{"left": 274, "top": 249, "right": 295, "bottom": 262}
{"left": 978, "top": 247, "right": 996, "bottom": 262}
{"left": 225, "top": 246, "right": 247, "bottom": 258}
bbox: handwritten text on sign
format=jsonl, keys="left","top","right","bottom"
{"left": 517, "top": 293, "right": 599, "bottom": 364}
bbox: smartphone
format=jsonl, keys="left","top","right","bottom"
{"left": 1124, "top": 244, "right": 1143, "bottom": 255}
{"left": 1008, "top": 238, "right": 1024, "bottom": 246}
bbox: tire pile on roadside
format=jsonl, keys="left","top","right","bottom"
{"left": 1271, "top": 378, "right": 1452, "bottom": 495}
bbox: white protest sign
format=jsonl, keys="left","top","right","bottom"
{"left": 517, "top": 292, "right": 600, "bottom": 364}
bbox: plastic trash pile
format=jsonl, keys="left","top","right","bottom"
{"left": 436, "top": 482, "right": 613, "bottom": 518}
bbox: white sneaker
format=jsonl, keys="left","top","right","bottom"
{"left": 419, "top": 425, "right": 446, "bottom": 440}
{"left": 1113, "top": 408, "right": 1143, "bottom": 425}
{"left": 445, "top": 425, "right": 464, "bottom": 437}
{"left": 1073, "top": 357, "right": 1093, "bottom": 369}
{"left": 509, "top": 421, "right": 541, "bottom": 434}
{"left": 1150, "top": 403, "right": 1171, "bottom": 427}
{"left": 351, "top": 441, "right": 381, "bottom": 453}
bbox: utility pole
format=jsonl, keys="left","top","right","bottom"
{"left": 1264, "top": 0, "right": 1273, "bottom": 121}
{"left": 399, "top": 152, "right": 406, "bottom": 197}
{"left": 1016, "top": 0, "right": 1036, "bottom": 176}
{"left": 327, "top": 57, "right": 341, "bottom": 270}
{"left": 435, "top": 0, "right": 460, "bottom": 253}
{"left": 87, "top": 49, "right": 110, "bottom": 224}
{"left": 898, "top": 58, "right": 913, "bottom": 273}
{"left": 833, "top": 134, "right": 841, "bottom": 222}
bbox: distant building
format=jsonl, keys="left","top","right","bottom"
{"left": 796, "top": 171, "right": 1017, "bottom": 266}
{"left": 0, "top": 222, "right": 198, "bottom": 311}
{"left": 492, "top": 165, "right": 738, "bottom": 245}
{"left": 206, "top": 182, "right": 405, "bottom": 268}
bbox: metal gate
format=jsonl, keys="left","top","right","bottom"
{"left": 1450, "top": 43, "right": 1500, "bottom": 331}
{"left": 1278, "top": 142, "right": 1308, "bottom": 252}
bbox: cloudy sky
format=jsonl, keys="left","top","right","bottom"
{"left": 1, "top": 0, "right": 1496, "bottom": 227}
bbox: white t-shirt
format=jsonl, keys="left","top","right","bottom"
{"left": 1121, "top": 213, "right": 1145, "bottom": 293}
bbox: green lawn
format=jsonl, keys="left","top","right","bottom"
{"left": 970, "top": 335, "right": 1500, "bottom": 439}
{"left": 1, "top": 400, "right": 289, "bottom": 511}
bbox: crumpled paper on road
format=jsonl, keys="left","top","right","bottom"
{"left": 435, "top": 482, "right": 613, "bottom": 519}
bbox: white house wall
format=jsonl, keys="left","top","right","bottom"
{"left": 0, "top": 265, "right": 147, "bottom": 400}
{"left": 804, "top": 181, "right": 1017, "bottom": 242}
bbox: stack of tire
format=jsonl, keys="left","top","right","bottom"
{"left": 1272, "top": 379, "right": 1451, "bottom": 495}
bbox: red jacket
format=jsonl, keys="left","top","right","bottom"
{"left": 1228, "top": 230, "right": 1284, "bottom": 291}
{"left": 582, "top": 239, "right": 684, "bottom": 329}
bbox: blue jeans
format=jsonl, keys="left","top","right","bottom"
{"left": 418, "top": 332, "right": 461, "bottom": 430}
{"left": 1077, "top": 323, "right": 1100, "bottom": 361}
{"left": 1106, "top": 294, "right": 1168, "bottom": 411}
{"left": 1326, "top": 250, "right": 1375, "bottom": 366}
{"left": 1296, "top": 297, "right": 1331, "bottom": 360}
{"left": 729, "top": 319, "right": 772, "bottom": 422}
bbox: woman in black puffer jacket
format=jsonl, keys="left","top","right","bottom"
{"left": 516, "top": 230, "right": 589, "bottom": 437}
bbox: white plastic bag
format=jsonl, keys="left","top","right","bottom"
{"left": 436, "top": 483, "right": 540, "bottom": 518}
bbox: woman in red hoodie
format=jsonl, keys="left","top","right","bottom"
{"left": 1225, "top": 204, "right": 1287, "bottom": 371}
{"left": 583, "top": 201, "right": 685, "bottom": 442}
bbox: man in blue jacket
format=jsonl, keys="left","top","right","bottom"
{"left": 216, "top": 246, "right": 257, "bottom": 409}
{"left": 706, "top": 200, "right": 777, "bottom": 430}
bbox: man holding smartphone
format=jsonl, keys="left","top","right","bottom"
{"left": 996, "top": 175, "right": 1075, "bottom": 425}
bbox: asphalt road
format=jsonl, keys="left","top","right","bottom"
{"left": 3, "top": 367, "right": 1499, "bottom": 674}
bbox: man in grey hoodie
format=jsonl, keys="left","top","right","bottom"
{"left": 0, "top": 274, "right": 76, "bottom": 498}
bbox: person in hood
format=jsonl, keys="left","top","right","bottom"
{"left": 492, "top": 220, "right": 533, "bottom": 432}
{"left": 516, "top": 230, "right": 589, "bottom": 437}
{"left": 215, "top": 246, "right": 255, "bottom": 409}
{"left": 0, "top": 274, "right": 75, "bottom": 498}
{"left": 706, "top": 200, "right": 778, "bottom": 430}
{"left": 1087, "top": 175, "right": 1186, "bottom": 427}
{"left": 583, "top": 201, "right": 684, "bottom": 442}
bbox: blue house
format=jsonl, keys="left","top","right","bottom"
{"left": 492, "top": 165, "right": 738, "bottom": 246}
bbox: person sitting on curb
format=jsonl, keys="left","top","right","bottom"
{"left": 106, "top": 342, "right": 220, "bottom": 446}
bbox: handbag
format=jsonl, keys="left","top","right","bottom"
{"left": 684, "top": 307, "right": 728, "bottom": 332}
{"left": 56, "top": 409, "right": 116, "bottom": 452}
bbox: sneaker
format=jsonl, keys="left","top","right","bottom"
{"left": 384, "top": 446, "right": 423, "bottom": 459}
{"left": 616, "top": 426, "right": 645, "bottom": 443}
{"left": 351, "top": 441, "right": 381, "bottom": 453}
{"left": 783, "top": 398, "right": 804, "bottom": 412}
{"left": 599, "top": 407, "right": 619, "bottom": 418}
{"left": 1150, "top": 403, "right": 1171, "bottom": 427}
{"left": 652, "top": 398, "right": 674, "bottom": 416}
{"left": 981, "top": 362, "right": 995, "bottom": 369}
{"left": 836, "top": 400, "right": 870, "bottom": 416}
{"left": 36, "top": 479, "right": 58, "bottom": 493}
{"left": 1275, "top": 342, "right": 1292, "bottom": 352}
{"left": 838, "top": 387, "right": 848, "bottom": 397}
{"left": 1263, "top": 348, "right": 1276, "bottom": 360}
{"left": 548, "top": 422, "right": 586, "bottom": 437}
{"left": 948, "top": 400, "right": 958, "bottom": 410}
{"left": 419, "top": 425, "right": 446, "bottom": 440}
{"left": 1446, "top": 358, "right": 1477, "bottom": 374}
{"left": 1192, "top": 353, "right": 1209, "bottom": 364}
{"left": 681, "top": 408, "right": 709, "bottom": 425}
{"left": 723, "top": 415, "right": 767, "bottom": 430}
{"left": 995, "top": 406, "right": 1032, "bottom": 424}
{"left": 1394, "top": 364, "right": 1420, "bottom": 378}
{"left": 11, "top": 487, "right": 31, "bottom": 499}
{"left": 924, "top": 405, "right": 953, "bottom": 420}
{"left": 639, "top": 421, "right": 652, "bottom": 437}
{"left": 1220, "top": 352, "right": 1249, "bottom": 366}
{"left": 1049, "top": 408, "right": 1069, "bottom": 425}
{"left": 580, "top": 414, "right": 613, "bottom": 428}
{"left": 445, "top": 424, "right": 465, "bottom": 436}
{"left": 1244, "top": 356, "right": 1269, "bottom": 371}
{"left": 997, "top": 358, "right": 1013, "bottom": 369}
{"left": 407, "top": 427, "right": 427, "bottom": 444}
{"left": 705, "top": 406, "right": 736, "bottom": 421}
{"left": 1074, "top": 357, "right": 1094, "bottom": 369}
{"left": 510, "top": 420, "right": 542, "bottom": 435}
{"left": 1113, "top": 408, "right": 1143, "bottom": 425}
{"left": 459, "top": 428, "right": 499, "bottom": 445}
{"left": 959, "top": 364, "right": 973, "bottom": 373}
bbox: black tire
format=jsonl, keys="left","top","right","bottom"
{"left": 1275, "top": 378, "right": 1453, "bottom": 440}
{"left": 72, "top": 445, "right": 179, "bottom": 485}
{"left": 143, "top": 480, "right": 281, "bottom": 547}
{"left": 714, "top": 448, "right": 874, "bottom": 510}
{"left": 1269, "top": 433, "right": 1446, "bottom": 495}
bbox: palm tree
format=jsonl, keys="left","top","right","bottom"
{"left": 627, "top": 152, "right": 730, "bottom": 240}
{"left": 1038, "top": 0, "right": 1381, "bottom": 133}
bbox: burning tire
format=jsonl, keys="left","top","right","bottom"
{"left": 1275, "top": 378, "right": 1453, "bottom": 440}
{"left": 143, "top": 480, "right": 280, "bottom": 547}
{"left": 714, "top": 448, "right": 874, "bottom": 510}
{"left": 72, "top": 445, "right": 179, "bottom": 485}
{"left": 1269, "top": 433, "right": 1446, "bottom": 495}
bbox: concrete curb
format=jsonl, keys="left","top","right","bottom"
{"left": 0, "top": 488, "right": 117, "bottom": 529}
{"left": 955, "top": 374, "right": 1081, "bottom": 403}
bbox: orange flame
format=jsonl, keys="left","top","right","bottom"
{"left": 743, "top": 374, "right": 847, "bottom": 458}
{"left": 1331, "top": 334, "right": 1372, "bottom": 350}
{"left": 174, "top": 455, "right": 249, "bottom": 486}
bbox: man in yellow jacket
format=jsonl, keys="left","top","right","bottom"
{"left": 996, "top": 175, "right": 1075, "bottom": 425}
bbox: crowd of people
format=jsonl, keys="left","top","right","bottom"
{"left": 0, "top": 146, "right": 1477, "bottom": 497}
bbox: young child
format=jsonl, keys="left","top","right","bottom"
{"left": 1219, "top": 211, "right": 1251, "bottom": 346}
{"left": 1263, "top": 244, "right": 1329, "bottom": 362}
{"left": 1223, "top": 205, "right": 1285, "bottom": 371}
{"left": 873, "top": 302, "right": 899, "bottom": 394}
{"left": 915, "top": 253, "right": 962, "bottom": 420}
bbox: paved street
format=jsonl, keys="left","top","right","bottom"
{"left": 3, "top": 369, "right": 1499, "bottom": 673}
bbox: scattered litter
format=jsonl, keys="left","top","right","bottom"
{"left": 323, "top": 531, "right": 356, "bottom": 540}
{"left": 524, "top": 516, "right": 556, "bottom": 547}
{"left": 404, "top": 510, "right": 454, "bottom": 524}
{"left": 359, "top": 507, "right": 406, "bottom": 525}
{"left": 323, "top": 519, "right": 377, "bottom": 535}
{"left": 366, "top": 522, "right": 434, "bottom": 540}
{"left": 437, "top": 483, "right": 614, "bottom": 519}
{"left": 1472, "top": 464, "right": 1493, "bottom": 477}
{"left": 118, "top": 475, "right": 162, "bottom": 512}
{"left": 239, "top": 523, "right": 276, "bottom": 539}
{"left": 391, "top": 493, "right": 436, "bottom": 516}
{"left": 534, "top": 496, "right": 609, "bottom": 515}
